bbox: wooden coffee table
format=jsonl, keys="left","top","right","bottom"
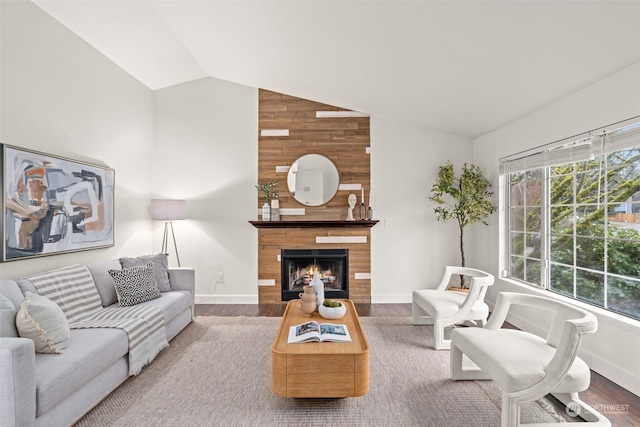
{"left": 271, "top": 299, "right": 370, "bottom": 398}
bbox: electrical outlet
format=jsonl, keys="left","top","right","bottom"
{"left": 216, "top": 273, "right": 224, "bottom": 283}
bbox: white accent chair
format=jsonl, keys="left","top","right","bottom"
{"left": 412, "top": 266, "right": 494, "bottom": 350}
{"left": 450, "top": 292, "right": 610, "bottom": 427}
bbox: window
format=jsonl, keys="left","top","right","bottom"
{"left": 501, "top": 119, "right": 640, "bottom": 320}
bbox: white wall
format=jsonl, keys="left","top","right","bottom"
{"left": 472, "top": 62, "right": 640, "bottom": 395}
{"left": 153, "top": 78, "right": 258, "bottom": 302}
{"left": 0, "top": 0, "right": 154, "bottom": 280}
{"left": 370, "top": 117, "right": 473, "bottom": 302}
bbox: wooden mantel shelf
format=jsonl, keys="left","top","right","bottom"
{"left": 249, "top": 220, "right": 379, "bottom": 229}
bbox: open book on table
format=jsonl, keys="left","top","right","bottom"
{"left": 287, "top": 321, "right": 352, "bottom": 343}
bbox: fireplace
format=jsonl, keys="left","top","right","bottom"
{"left": 281, "top": 249, "right": 349, "bottom": 301}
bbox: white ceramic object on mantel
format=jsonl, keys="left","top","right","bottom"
{"left": 270, "top": 199, "right": 280, "bottom": 221}
{"left": 261, "top": 203, "right": 271, "bottom": 221}
{"left": 346, "top": 194, "right": 357, "bottom": 221}
{"left": 318, "top": 302, "right": 346, "bottom": 320}
{"left": 310, "top": 271, "right": 324, "bottom": 306}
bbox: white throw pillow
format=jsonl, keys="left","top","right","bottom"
{"left": 16, "top": 292, "right": 70, "bottom": 354}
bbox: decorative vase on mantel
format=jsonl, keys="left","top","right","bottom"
{"left": 262, "top": 203, "right": 271, "bottom": 221}
{"left": 270, "top": 199, "right": 280, "bottom": 221}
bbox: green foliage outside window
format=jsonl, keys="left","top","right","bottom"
{"left": 508, "top": 145, "right": 640, "bottom": 320}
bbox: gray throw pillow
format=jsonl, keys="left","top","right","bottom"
{"left": 120, "top": 254, "right": 171, "bottom": 292}
{"left": 0, "top": 293, "right": 18, "bottom": 337}
{"left": 109, "top": 264, "right": 162, "bottom": 307}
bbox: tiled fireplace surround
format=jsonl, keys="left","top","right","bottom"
{"left": 255, "top": 90, "right": 373, "bottom": 304}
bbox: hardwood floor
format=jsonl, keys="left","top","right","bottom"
{"left": 195, "top": 303, "right": 640, "bottom": 426}
{"left": 194, "top": 303, "right": 410, "bottom": 317}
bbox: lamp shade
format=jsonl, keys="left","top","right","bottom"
{"left": 151, "top": 199, "right": 186, "bottom": 221}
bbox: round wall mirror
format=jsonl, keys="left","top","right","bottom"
{"left": 287, "top": 154, "right": 340, "bottom": 206}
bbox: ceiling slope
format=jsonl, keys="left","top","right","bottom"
{"left": 32, "top": 1, "right": 640, "bottom": 139}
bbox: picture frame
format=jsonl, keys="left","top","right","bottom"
{"left": 1, "top": 144, "right": 115, "bottom": 262}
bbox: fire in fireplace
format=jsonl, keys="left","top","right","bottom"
{"left": 281, "top": 249, "right": 348, "bottom": 301}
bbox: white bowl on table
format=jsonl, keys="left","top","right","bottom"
{"left": 318, "top": 301, "right": 346, "bottom": 320}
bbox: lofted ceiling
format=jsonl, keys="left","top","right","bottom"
{"left": 32, "top": 0, "right": 640, "bottom": 139}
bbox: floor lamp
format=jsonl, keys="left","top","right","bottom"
{"left": 151, "top": 199, "right": 186, "bottom": 267}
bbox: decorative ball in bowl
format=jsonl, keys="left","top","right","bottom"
{"left": 318, "top": 300, "right": 346, "bottom": 320}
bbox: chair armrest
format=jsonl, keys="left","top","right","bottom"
{"left": 484, "top": 291, "right": 529, "bottom": 330}
{"left": 439, "top": 281, "right": 487, "bottom": 325}
{"left": 509, "top": 314, "right": 597, "bottom": 403}
{"left": 544, "top": 315, "right": 597, "bottom": 382}
{"left": 434, "top": 266, "right": 456, "bottom": 291}
{"left": 168, "top": 268, "right": 195, "bottom": 301}
{"left": 0, "top": 337, "right": 36, "bottom": 427}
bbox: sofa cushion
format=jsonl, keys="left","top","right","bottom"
{"left": 86, "top": 260, "right": 121, "bottom": 307}
{"left": 16, "top": 278, "right": 38, "bottom": 296}
{"left": 35, "top": 328, "right": 129, "bottom": 416}
{"left": 16, "top": 292, "right": 70, "bottom": 354}
{"left": 0, "top": 279, "right": 26, "bottom": 310}
{"left": 135, "top": 290, "right": 192, "bottom": 325}
{"left": 120, "top": 253, "right": 171, "bottom": 292}
{"left": 0, "top": 293, "right": 18, "bottom": 337}
{"left": 109, "top": 264, "right": 162, "bottom": 307}
{"left": 413, "top": 289, "right": 489, "bottom": 319}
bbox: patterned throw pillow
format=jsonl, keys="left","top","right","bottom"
{"left": 120, "top": 254, "right": 172, "bottom": 292}
{"left": 15, "top": 292, "right": 70, "bottom": 354}
{"left": 109, "top": 264, "right": 162, "bottom": 307}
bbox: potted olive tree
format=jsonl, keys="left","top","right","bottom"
{"left": 429, "top": 161, "right": 496, "bottom": 289}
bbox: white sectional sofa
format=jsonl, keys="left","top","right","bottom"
{"left": 0, "top": 259, "right": 195, "bottom": 427}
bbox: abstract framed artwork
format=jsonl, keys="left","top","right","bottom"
{"left": 1, "top": 144, "right": 115, "bottom": 262}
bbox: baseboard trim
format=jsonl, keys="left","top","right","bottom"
{"left": 371, "top": 294, "right": 412, "bottom": 304}
{"left": 195, "top": 294, "right": 258, "bottom": 304}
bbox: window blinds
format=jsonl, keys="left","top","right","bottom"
{"left": 499, "top": 117, "right": 640, "bottom": 174}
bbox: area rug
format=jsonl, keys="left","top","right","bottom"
{"left": 74, "top": 316, "right": 565, "bottom": 426}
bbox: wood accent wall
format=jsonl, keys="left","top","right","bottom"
{"left": 257, "top": 89, "right": 372, "bottom": 303}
